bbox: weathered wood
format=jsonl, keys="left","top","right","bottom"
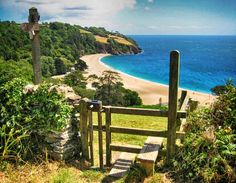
{"left": 137, "top": 137, "right": 163, "bottom": 176}
{"left": 79, "top": 99, "right": 89, "bottom": 160}
{"left": 105, "top": 107, "right": 112, "bottom": 167}
{"left": 92, "top": 124, "right": 106, "bottom": 131}
{"left": 109, "top": 152, "right": 136, "bottom": 178}
{"left": 102, "top": 106, "right": 186, "bottom": 118}
{"left": 167, "top": 50, "right": 180, "bottom": 161}
{"left": 110, "top": 126, "right": 168, "bottom": 137}
{"left": 109, "top": 107, "right": 167, "bottom": 117}
{"left": 110, "top": 144, "right": 142, "bottom": 153}
{"left": 176, "top": 131, "right": 185, "bottom": 139}
{"left": 88, "top": 110, "right": 94, "bottom": 166}
{"left": 179, "top": 90, "right": 187, "bottom": 110}
{"left": 97, "top": 101, "right": 103, "bottom": 169}
{"left": 29, "top": 7, "right": 42, "bottom": 85}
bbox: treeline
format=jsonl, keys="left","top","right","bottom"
{"left": 0, "top": 21, "right": 140, "bottom": 84}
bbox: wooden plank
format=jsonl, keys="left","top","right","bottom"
{"left": 167, "top": 50, "right": 180, "bottom": 161}
{"left": 137, "top": 137, "right": 163, "bottom": 163}
{"left": 110, "top": 107, "right": 168, "bottom": 117}
{"left": 137, "top": 137, "right": 163, "bottom": 176}
{"left": 79, "top": 99, "right": 89, "bottom": 160}
{"left": 88, "top": 110, "right": 94, "bottom": 166}
{"left": 97, "top": 101, "right": 103, "bottom": 169}
{"left": 110, "top": 144, "right": 142, "bottom": 153}
{"left": 103, "top": 106, "right": 186, "bottom": 118}
{"left": 178, "top": 90, "right": 188, "bottom": 110}
{"left": 109, "top": 152, "right": 136, "bottom": 178}
{"left": 105, "top": 107, "right": 112, "bottom": 167}
{"left": 110, "top": 126, "right": 168, "bottom": 137}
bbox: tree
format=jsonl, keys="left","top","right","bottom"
{"left": 123, "top": 89, "right": 142, "bottom": 106}
{"left": 55, "top": 57, "right": 72, "bottom": 75}
{"left": 41, "top": 56, "right": 56, "bottom": 77}
{"left": 74, "top": 59, "right": 88, "bottom": 71}
{"left": 211, "top": 80, "right": 235, "bottom": 96}
{"left": 64, "top": 70, "right": 86, "bottom": 88}
{"left": 92, "top": 71, "right": 142, "bottom": 106}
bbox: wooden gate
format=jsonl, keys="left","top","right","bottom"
{"left": 79, "top": 50, "right": 188, "bottom": 169}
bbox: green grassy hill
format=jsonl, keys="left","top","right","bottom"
{"left": 0, "top": 21, "right": 141, "bottom": 84}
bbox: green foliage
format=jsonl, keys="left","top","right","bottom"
{"left": 0, "top": 78, "right": 71, "bottom": 162}
{"left": 74, "top": 59, "right": 88, "bottom": 71}
{"left": 123, "top": 88, "right": 142, "bottom": 106}
{"left": 55, "top": 57, "right": 72, "bottom": 75}
{"left": 64, "top": 70, "right": 86, "bottom": 88}
{"left": 172, "top": 83, "right": 236, "bottom": 182}
{"left": 41, "top": 56, "right": 56, "bottom": 77}
{"left": 87, "top": 26, "right": 108, "bottom": 37}
{"left": 131, "top": 104, "right": 168, "bottom": 110}
{"left": 0, "top": 21, "right": 140, "bottom": 84}
{"left": 0, "top": 59, "right": 33, "bottom": 85}
{"left": 73, "top": 87, "right": 95, "bottom": 99}
{"left": 64, "top": 70, "right": 95, "bottom": 98}
{"left": 124, "top": 164, "right": 147, "bottom": 183}
{"left": 92, "top": 71, "right": 142, "bottom": 106}
{"left": 211, "top": 80, "right": 235, "bottom": 96}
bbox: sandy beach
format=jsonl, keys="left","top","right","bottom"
{"left": 81, "top": 54, "right": 215, "bottom": 106}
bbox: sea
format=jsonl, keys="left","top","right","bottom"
{"left": 101, "top": 35, "right": 236, "bottom": 93}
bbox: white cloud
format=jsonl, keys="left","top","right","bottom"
{"left": 147, "top": 0, "right": 154, "bottom": 3}
{"left": 3, "top": 0, "right": 136, "bottom": 30}
{"left": 144, "top": 6, "right": 150, "bottom": 11}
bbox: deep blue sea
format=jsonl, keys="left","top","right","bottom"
{"left": 101, "top": 35, "right": 236, "bottom": 93}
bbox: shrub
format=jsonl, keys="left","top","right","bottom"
{"left": 0, "top": 78, "right": 71, "bottom": 162}
{"left": 172, "top": 83, "right": 236, "bottom": 182}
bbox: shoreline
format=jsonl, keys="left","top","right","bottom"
{"left": 81, "top": 54, "right": 215, "bottom": 106}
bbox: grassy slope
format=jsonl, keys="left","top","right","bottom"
{"left": 79, "top": 29, "right": 134, "bottom": 46}
{"left": 1, "top": 114, "right": 167, "bottom": 183}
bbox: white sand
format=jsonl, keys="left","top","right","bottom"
{"left": 81, "top": 54, "right": 215, "bottom": 106}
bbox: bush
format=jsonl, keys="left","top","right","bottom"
{"left": 41, "top": 56, "right": 56, "bottom": 77}
{"left": 55, "top": 57, "right": 72, "bottom": 75}
{"left": 74, "top": 59, "right": 88, "bottom": 71}
{"left": 64, "top": 70, "right": 86, "bottom": 88}
{"left": 0, "top": 59, "right": 33, "bottom": 85}
{"left": 172, "top": 83, "right": 236, "bottom": 182}
{"left": 92, "top": 71, "right": 142, "bottom": 106}
{"left": 0, "top": 78, "right": 71, "bottom": 162}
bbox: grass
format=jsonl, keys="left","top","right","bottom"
{"left": 95, "top": 34, "right": 134, "bottom": 46}
{"left": 79, "top": 29, "right": 92, "bottom": 34}
{"left": 95, "top": 35, "right": 108, "bottom": 44}
{"left": 1, "top": 113, "right": 168, "bottom": 183}
{"left": 109, "top": 35, "right": 133, "bottom": 45}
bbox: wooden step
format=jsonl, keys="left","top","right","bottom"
{"left": 137, "top": 136, "right": 163, "bottom": 176}
{"left": 109, "top": 152, "right": 136, "bottom": 178}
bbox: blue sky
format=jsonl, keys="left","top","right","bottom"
{"left": 0, "top": 0, "right": 236, "bottom": 35}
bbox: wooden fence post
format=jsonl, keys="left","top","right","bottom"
{"left": 88, "top": 110, "right": 94, "bottom": 166}
{"left": 97, "top": 101, "right": 104, "bottom": 169}
{"left": 167, "top": 50, "right": 180, "bottom": 162}
{"left": 79, "top": 99, "right": 89, "bottom": 160}
{"left": 29, "top": 7, "right": 42, "bottom": 84}
{"left": 105, "top": 107, "right": 111, "bottom": 167}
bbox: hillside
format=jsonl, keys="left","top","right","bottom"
{"left": 0, "top": 21, "right": 141, "bottom": 83}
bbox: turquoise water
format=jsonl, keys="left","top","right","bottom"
{"left": 101, "top": 35, "right": 236, "bottom": 93}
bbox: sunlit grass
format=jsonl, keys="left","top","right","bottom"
{"left": 95, "top": 35, "right": 108, "bottom": 44}
{"left": 1, "top": 114, "right": 167, "bottom": 183}
{"left": 79, "top": 29, "right": 92, "bottom": 34}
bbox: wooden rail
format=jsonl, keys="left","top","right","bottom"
{"left": 92, "top": 124, "right": 185, "bottom": 139}
{"left": 102, "top": 106, "right": 187, "bottom": 118}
